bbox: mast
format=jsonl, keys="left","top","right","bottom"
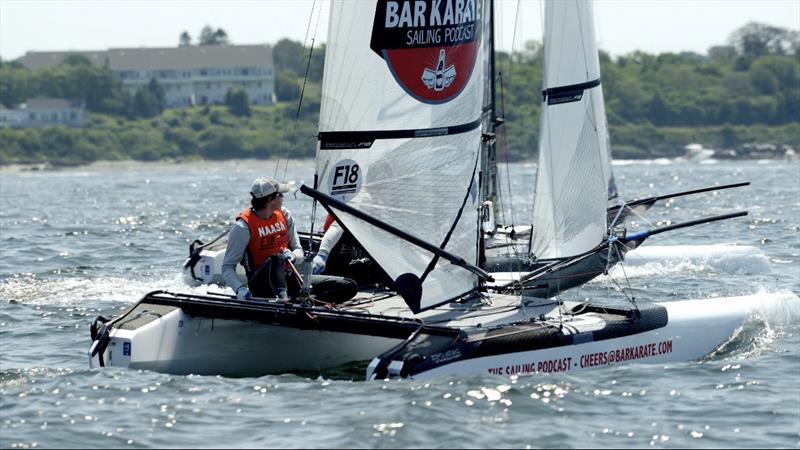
{"left": 480, "top": 0, "right": 499, "bottom": 229}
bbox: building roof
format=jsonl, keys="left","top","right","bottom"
{"left": 20, "top": 44, "right": 273, "bottom": 72}
{"left": 19, "top": 51, "right": 108, "bottom": 71}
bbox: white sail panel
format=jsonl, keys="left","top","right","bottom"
{"left": 531, "top": 0, "right": 611, "bottom": 259}
{"left": 315, "top": 1, "right": 486, "bottom": 312}
{"left": 334, "top": 208, "right": 479, "bottom": 307}
{"left": 317, "top": 131, "right": 482, "bottom": 311}
{"left": 320, "top": 1, "right": 484, "bottom": 133}
{"left": 541, "top": 0, "right": 600, "bottom": 90}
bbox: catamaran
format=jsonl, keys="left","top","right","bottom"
{"left": 89, "top": 0, "right": 762, "bottom": 379}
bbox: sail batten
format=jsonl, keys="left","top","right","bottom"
{"left": 319, "top": 119, "right": 481, "bottom": 149}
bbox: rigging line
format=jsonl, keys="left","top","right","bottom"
{"left": 584, "top": 96, "right": 608, "bottom": 200}
{"left": 608, "top": 202, "right": 627, "bottom": 231}
{"left": 303, "top": 174, "right": 320, "bottom": 297}
{"left": 419, "top": 148, "right": 481, "bottom": 283}
{"left": 539, "top": 87, "right": 561, "bottom": 263}
{"left": 575, "top": 0, "right": 591, "bottom": 82}
{"left": 424, "top": 305, "right": 525, "bottom": 325}
{"left": 276, "top": 0, "right": 318, "bottom": 177}
{"left": 625, "top": 204, "right": 660, "bottom": 230}
{"left": 489, "top": 0, "right": 506, "bottom": 236}
{"left": 583, "top": 82, "right": 600, "bottom": 131}
{"left": 496, "top": 0, "right": 522, "bottom": 259}
{"left": 496, "top": 0, "right": 503, "bottom": 52}
{"left": 606, "top": 251, "right": 636, "bottom": 309}
{"left": 530, "top": 0, "right": 552, "bottom": 258}
{"left": 495, "top": 72, "right": 509, "bottom": 242}
{"left": 615, "top": 223, "right": 734, "bottom": 287}
{"left": 510, "top": 0, "right": 522, "bottom": 56}
{"left": 284, "top": 38, "right": 316, "bottom": 179}
{"left": 539, "top": 0, "right": 546, "bottom": 49}
{"left": 301, "top": 0, "right": 317, "bottom": 49}
{"left": 556, "top": 293, "right": 564, "bottom": 330}
{"left": 498, "top": 73, "right": 514, "bottom": 229}
{"left": 614, "top": 243, "right": 636, "bottom": 303}
{"left": 282, "top": 0, "right": 321, "bottom": 180}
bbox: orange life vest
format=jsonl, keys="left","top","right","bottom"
{"left": 238, "top": 208, "right": 289, "bottom": 271}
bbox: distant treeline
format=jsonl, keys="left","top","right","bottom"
{"left": 0, "top": 22, "right": 798, "bottom": 165}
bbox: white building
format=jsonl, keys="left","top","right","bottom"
{"left": 0, "top": 99, "right": 85, "bottom": 128}
{"left": 20, "top": 45, "right": 275, "bottom": 107}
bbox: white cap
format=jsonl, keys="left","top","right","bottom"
{"left": 250, "top": 177, "right": 289, "bottom": 199}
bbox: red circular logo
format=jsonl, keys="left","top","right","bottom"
{"left": 370, "top": 0, "right": 481, "bottom": 104}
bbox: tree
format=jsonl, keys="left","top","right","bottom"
{"left": 751, "top": 55, "right": 800, "bottom": 90}
{"left": 199, "top": 25, "right": 230, "bottom": 45}
{"left": 179, "top": 31, "right": 192, "bottom": 47}
{"left": 308, "top": 43, "right": 326, "bottom": 82}
{"left": 225, "top": 87, "right": 251, "bottom": 117}
{"left": 750, "top": 66, "right": 779, "bottom": 95}
{"left": 63, "top": 54, "right": 92, "bottom": 66}
{"left": 708, "top": 45, "right": 736, "bottom": 62}
{"left": 719, "top": 125, "right": 740, "bottom": 149}
{"left": 0, "top": 63, "right": 34, "bottom": 107}
{"left": 147, "top": 78, "right": 166, "bottom": 113}
{"left": 728, "top": 22, "right": 799, "bottom": 58}
{"left": 213, "top": 28, "right": 229, "bottom": 45}
{"left": 199, "top": 26, "right": 216, "bottom": 45}
{"left": 647, "top": 93, "right": 672, "bottom": 126}
{"left": 274, "top": 69, "right": 300, "bottom": 101}
{"left": 273, "top": 38, "right": 306, "bottom": 75}
{"left": 131, "top": 87, "right": 160, "bottom": 118}
{"left": 32, "top": 62, "right": 131, "bottom": 115}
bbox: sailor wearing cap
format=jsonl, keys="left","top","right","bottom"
{"left": 222, "top": 177, "right": 302, "bottom": 301}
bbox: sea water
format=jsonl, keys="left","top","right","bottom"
{"left": 1, "top": 159, "right": 798, "bottom": 448}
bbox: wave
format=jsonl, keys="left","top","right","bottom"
{"left": 0, "top": 272, "right": 231, "bottom": 307}
{"left": 609, "top": 244, "right": 772, "bottom": 278}
{"left": 612, "top": 158, "right": 674, "bottom": 166}
{"left": 703, "top": 290, "right": 800, "bottom": 361}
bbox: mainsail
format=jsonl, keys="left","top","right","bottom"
{"left": 312, "top": 0, "right": 488, "bottom": 312}
{"left": 530, "top": 0, "right": 612, "bottom": 259}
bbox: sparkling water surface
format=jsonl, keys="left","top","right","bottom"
{"left": 1, "top": 159, "right": 798, "bottom": 448}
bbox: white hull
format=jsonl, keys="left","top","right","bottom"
{"left": 91, "top": 308, "right": 401, "bottom": 376}
{"left": 89, "top": 291, "right": 790, "bottom": 380}
{"left": 367, "top": 294, "right": 774, "bottom": 380}
{"left": 88, "top": 290, "right": 530, "bottom": 376}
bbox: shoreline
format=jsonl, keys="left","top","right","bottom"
{"left": 2, "top": 154, "right": 797, "bottom": 175}
{"left": 0, "top": 158, "right": 318, "bottom": 174}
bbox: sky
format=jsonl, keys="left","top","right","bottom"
{"left": 1, "top": 0, "right": 798, "bottom": 61}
